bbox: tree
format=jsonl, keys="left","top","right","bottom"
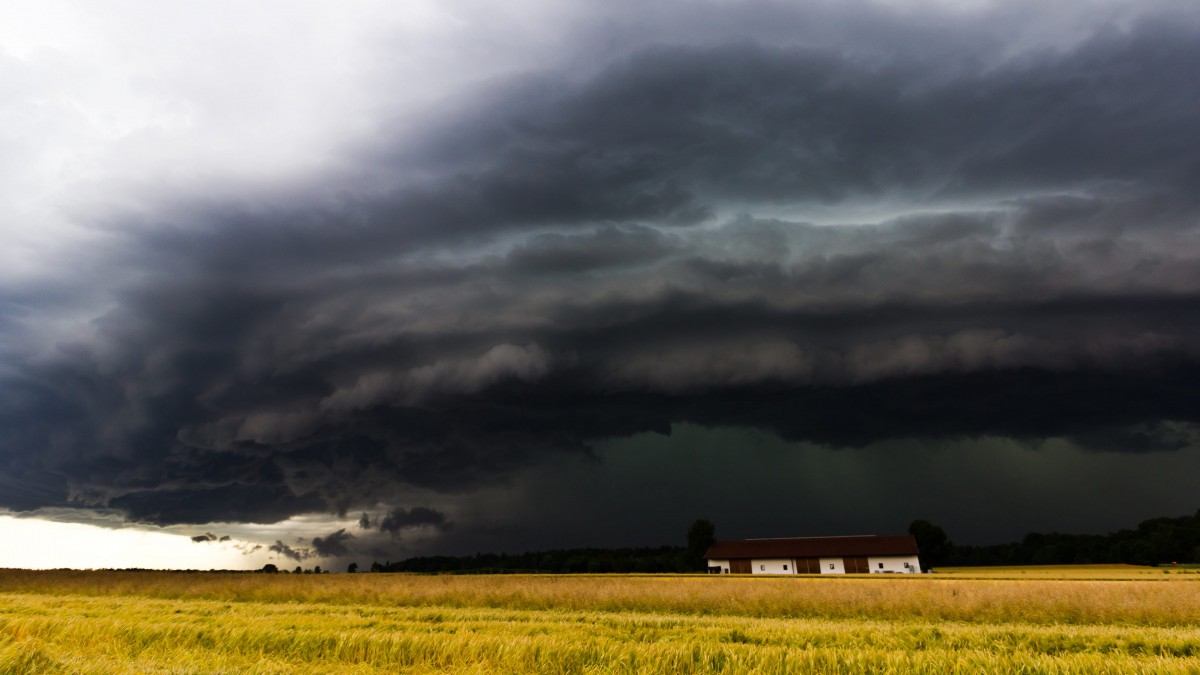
{"left": 687, "top": 519, "right": 717, "bottom": 571}
{"left": 908, "top": 520, "right": 950, "bottom": 571}
{"left": 347, "top": 562, "right": 358, "bottom": 573}
{"left": 260, "top": 563, "right": 279, "bottom": 574}
{"left": 314, "top": 565, "right": 322, "bottom": 574}
{"left": 294, "top": 566, "right": 303, "bottom": 574}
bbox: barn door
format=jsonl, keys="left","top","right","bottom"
{"left": 796, "top": 557, "right": 821, "bottom": 574}
{"left": 842, "top": 556, "right": 869, "bottom": 574}
{"left": 730, "top": 559, "right": 752, "bottom": 574}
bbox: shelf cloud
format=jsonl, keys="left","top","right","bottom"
{"left": 1, "top": 0, "right": 1198, "bottom": 554}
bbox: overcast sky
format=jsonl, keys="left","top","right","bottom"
{"left": 2, "top": 0, "right": 1199, "bottom": 570}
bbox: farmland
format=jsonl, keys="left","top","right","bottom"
{"left": 2, "top": 569, "right": 1199, "bottom": 673}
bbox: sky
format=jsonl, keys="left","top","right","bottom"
{"left": 1, "top": 0, "right": 1199, "bottom": 570}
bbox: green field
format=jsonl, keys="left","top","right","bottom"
{"left": 2, "top": 568, "right": 1199, "bottom": 673}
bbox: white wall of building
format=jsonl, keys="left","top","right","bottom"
{"left": 708, "top": 554, "right": 922, "bottom": 574}
{"left": 867, "top": 555, "right": 921, "bottom": 573}
{"left": 751, "top": 558, "right": 793, "bottom": 574}
{"left": 820, "top": 557, "right": 844, "bottom": 574}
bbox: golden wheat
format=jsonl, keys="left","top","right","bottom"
{"left": 1, "top": 570, "right": 1197, "bottom": 625}
{"left": 2, "top": 571, "right": 1199, "bottom": 673}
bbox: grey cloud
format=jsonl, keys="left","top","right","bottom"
{"left": 320, "top": 343, "right": 552, "bottom": 413}
{"left": 504, "top": 225, "right": 679, "bottom": 275}
{"left": 379, "top": 507, "right": 451, "bottom": 535}
{"left": 395, "top": 18, "right": 1200, "bottom": 234}
{"left": 5, "top": 206, "right": 1200, "bottom": 526}
{"left": 95, "top": 8, "right": 1200, "bottom": 282}
{"left": 605, "top": 340, "right": 814, "bottom": 393}
{"left": 236, "top": 543, "right": 263, "bottom": 555}
{"left": 310, "top": 528, "right": 354, "bottom": 557}
{"left": 268, "top": 540, "right": 311, "bottom": 562}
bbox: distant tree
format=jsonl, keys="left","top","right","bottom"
{"left": 347, "top": 562, "right": 358, "bottom": 573}
{"left": 908, "top": 520, "right": 951, "bottom": 570}
{"left": 687, "top": 519, "right": 717, "bottom": 571}
{"left": 294, "top": 566, "right": 303, "bottom": 574}
{"left": 314, "top": 565, "right": 322, "bottom": 574}
{"left": 260, "top": 563, "right": 279, "bottom": 574}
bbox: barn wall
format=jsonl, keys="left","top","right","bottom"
{"left": 867, "top": 555, "right": 921, "bottom": 573}
{"left": 707, "top": 559, "right": 731, "bottom": 573}
{"left": 820, "top": 557, "right": 845, "bottom": 574}
{"left": 708, "top": 553, "right": 922, "bottom": 575}
{"left": 750, "top": 558, "right": 793, "bottom": 574}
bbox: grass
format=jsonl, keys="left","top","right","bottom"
{"left": 1, "top": 569, "right": 1199, "bottom": 673}
{"left": 932, "top": 564, "right": 1200, "bottom": 579}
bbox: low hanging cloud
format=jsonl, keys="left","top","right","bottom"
{"left": 267, "top": 540, "right": 312, "bottom": 562}
{"left": 605, "top": 340, "right": 815, "bottom": 393}
{"left": 320, "top": 344, "right": 552, "bottom": 413}
{"left": 235, "top": 543, "right": 263, "bottom": 556}
{"left": 0, "top": 0, "right": 1198, "bottom": 539}
{"left": 310, "top": 529, "right": 354, "bottom": 557}
{"left": 378, "top": 507, "right": 452, "bottom": 535}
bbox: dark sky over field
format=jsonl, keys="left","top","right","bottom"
{"left": 2, "top": 0, "right": 1200, "bottom": 566}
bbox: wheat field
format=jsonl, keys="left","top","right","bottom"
{"left": 2, "top": 570, "right": 1199, "bottom": 673}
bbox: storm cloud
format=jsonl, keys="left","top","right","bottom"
{"left": 1, "top": 0, "right": 1199, "bottom": 551}
{"left": 267, "top": 540, "right": 311, "bottom": 563}
{"left": 378, "top": 507, "right": 451, "bottom": 535}
{"left": 310, "top": 529, "right": 354, "bottom": 558}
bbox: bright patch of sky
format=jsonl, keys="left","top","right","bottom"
{"left": 0, "top": 515, "right": 267, "bottom": 569}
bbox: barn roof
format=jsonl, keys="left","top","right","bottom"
{"left": 704, "top": 535, "right": 919, "bottom": 560}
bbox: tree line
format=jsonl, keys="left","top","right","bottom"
{"left": 368, "top": 546, "right": 690, "bottom": 574}
{"left": 367, "top": 520, "right": 717, "bottom": 574}
{"left": 910, "top": 509, "right": 1200, "bottom": 569}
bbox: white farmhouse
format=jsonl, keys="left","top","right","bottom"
{"left": 704, "top": 534, "right": 921, "bottom": 574}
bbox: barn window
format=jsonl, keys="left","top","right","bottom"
{"left": 829, "top": 563, "right": 835, "bottom": 570}
{"left": 783, "top": 565, "right": 788, "bottom": 570}
{"left": 878, "top": 563, "right": 884, "bottom": 569}
{"left": 760, "top": 565, "right": 765, "bottom": 571}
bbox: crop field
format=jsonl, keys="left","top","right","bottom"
{"left": 2, "top": 569, "right": 1199, "bottom": 673}
{"left": 931, "top": 564, "right": 1200, "bottom": 580}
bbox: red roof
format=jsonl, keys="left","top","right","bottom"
{"left": 704, "top": 535, "right": 919, "bottom": 559}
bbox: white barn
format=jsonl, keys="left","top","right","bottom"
{"left": 705, "top": 534, "right": 921, "bottom": 574}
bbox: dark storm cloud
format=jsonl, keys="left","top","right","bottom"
{"left": 1, "top": 1, "right": 1199, "bottom": 539}
{"left": 505, "top": 225, "right": 679, "bottom": 275}
{"left": 378, "top": 507, "right": 451, "bottom": 535}
{"left": 388, "top": 17, "right": 1200, "bottom": 235}
{"left": 268, "top": 540, "right": 311, "bottom": 562}
{"left": 104, "top": 7, "right": 1200, "bottom": 276}
{"left": 310, "top": 528, "right": 354, "bottom": 557}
